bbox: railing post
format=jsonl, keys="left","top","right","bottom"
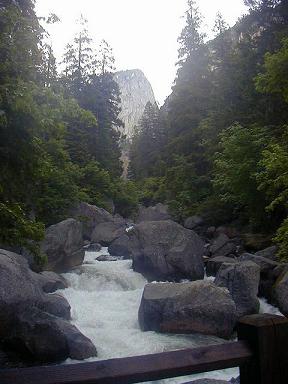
{"left": 237, "top": 313, "right": 288, "bottom": 384}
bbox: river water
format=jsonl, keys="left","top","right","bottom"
{"left": 61, "top": 248, "right": 281, "bottom": 383}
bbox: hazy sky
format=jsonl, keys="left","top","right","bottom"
{"left": 36, "top": 0, "right": 248, "bottom": 105}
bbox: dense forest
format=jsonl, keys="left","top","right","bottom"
{"left": 1, "top": 0, "right": 288, "bottom": 265}
{"left": 130, "top": 0, "right": 288, "bottom": 260}
{"left": 0, "top": 0, "right": 138, "bottom": 263}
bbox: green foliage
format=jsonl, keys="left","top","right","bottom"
{"left": 257, "top": 128, "right": 288, "bottom": 212}
{"left": 274, "top": 218, "right": 288, "bottom": 261}
{"left": 112, "top": 180, "right": 139, "bottom": 218}
{"left": 213, "top": 123, "right": 271, "bottom": 227}
{"left": 256, "top": 38, "right": 288, "bottom": 103}
{"left": 130, "top": 102, "right": 167, "bottom": 179}
{"left": 0, "top": 201, "right": 45, "bottom": 266}
{"left": 136, "top": 178, "right": 166, "bottom": 207}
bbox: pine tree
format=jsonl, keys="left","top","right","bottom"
{"left": 177, "top": 0, "right": 206, "bottom": 63}
{"left": 213, "top": 12, "right": 229, "bottom": 36}
{"left": 94, "top": 39, "right": 116, "bottom": 75}
{"left": 61, "top": 15, "right": 92, "bottom": 93}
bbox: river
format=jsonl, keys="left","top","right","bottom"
{"left": 60, "top": 248, "right": 281, "bottom": 383}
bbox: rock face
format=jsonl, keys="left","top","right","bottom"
{"left": 0, "top": 249, "right": 96, "bottom": 363}
{"left": 138, "top": 281, "right": 237, "bottom": 339}
{"left": 41, "top": 219, "right": 84, "bottom": 273}
{"left": 114, "top": 69, "right": 156, "bottom": 139}
{"left": 136, "top": 204, "right": 171, "bottom": 223}
{"left": 215, "top": 261, "right": 260, "bottom": 318}
{"left": 127, "top": 220, "right": 205, "bottom": 281}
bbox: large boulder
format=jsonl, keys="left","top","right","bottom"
{"left": 130, "top": 220, "right": 205, "bottom": 281}
{"left": 0, "top": 249, "right": 44, "bottom": 337}
{"left": 136, "top": 204, "right": 171, "bottom": 223}
{"left": 4, "top": 307, "right": 97, "bottom": 363}
{"left": 239, "top": 253, "right": 279, "bottom": 300}
{"left": 273, "top": 271, "right": 288, "bottom": 317}
{"left": 71, "top": 202, "right": 114, "bottom": 240}
{"left": 33, "top": 271, "right": 68, "bottom": 293}
{"left": 215, "top": 261, "right": 260, "bottom": 318}
{"left": 108, "top": 234, "right": 133, "bottom": 258}
{"left": 206, "top": 256, "right": 237, "bottom": 277}
{"left": 239, "top": 253, "right": 279, "bottom": 272}
{"left": 255, "top": 246, "right": 278, "bottom": 260}
{"left": 39, "top": 294, "right": 71, "bottom": 320}
{"left": 91, "top": 221, "right": 125, "bottom": 246}
{"left": 0, "top": 249, "right": 96, "bottom": 363}
{"left": 138, "top": 281, "right": 237, "bottom": 339}
{"left": 86, "top": 243, "right": 102, "bottom": 252}
{"left": 41, "top": 218, "right": 84, "bottom": 273}
{"left": 184, "top": 216, "right": 204, "bottom": 230}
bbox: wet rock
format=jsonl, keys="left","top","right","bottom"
{"left": 136, "top": 204, "right": 171, "bottom": 223}
{"left": 139, "top": 281, "right": 237, "bottom": 339}
{"left": 33, "top": 271, "right": 68, "bottom": 293}
{"left": 40, "top": 294, "right": 71, "bottom": 320}
{"left": 4, "top": 307, "right": 97, "bottom": 363}
{"left": 215, "top": 261, "right": 260, "bottom": 318}
{"left": 131, "top": 220, "right": 205, "bottom": 281}
{"left": 108, "top": 234, "right": 133, "bottom": 258}
{"left": 0, "top": 249, "right": 44, "bottom": 337}
{"left": 41, "top": 219, "right": 84, "bottom": 273}
{"left": 206, "top": 256, "right": 237, "bottom": 277}
{"left": 0, "top": 249, "right": 96, "bottom": 364}
{"left": 86, "top": 243, "right": 102, "bottom": 252}
{"left": 96, "top": 255, "right": 118, "bottom": 262}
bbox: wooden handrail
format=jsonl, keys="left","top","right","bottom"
{"left": 0, "top": 314, "right": 287, "bottom": 384}
{"left": 0, "top": 341, "right": 252, "bottom": 384}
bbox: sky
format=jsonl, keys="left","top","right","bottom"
{"left": 36, "top": 0, "right": 248, "bottom": 105}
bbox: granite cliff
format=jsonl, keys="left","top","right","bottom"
{"left": 114, "top": 69, "right": 156, "bottom": 139}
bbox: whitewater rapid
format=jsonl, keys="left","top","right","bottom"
{"left": 60, "top": 248, "right": 281, "bottom": 383}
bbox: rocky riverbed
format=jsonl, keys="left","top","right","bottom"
{"left": 0, "top": 201, "right": 286, "bottom": 384}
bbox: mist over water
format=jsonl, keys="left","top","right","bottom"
{"left": 60, "top": 249, "right": 281, "bottom": 383}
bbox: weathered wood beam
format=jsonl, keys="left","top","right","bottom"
{"left": 0, "top": 340, "right": 252, "bottom": 384}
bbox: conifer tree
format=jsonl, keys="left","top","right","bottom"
{"left": 177, "top": 0, "right": 206, "bottom": 63}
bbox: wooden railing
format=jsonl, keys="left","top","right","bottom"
{"left": 0, "top": 314, "right": 287, "bottom": 384}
